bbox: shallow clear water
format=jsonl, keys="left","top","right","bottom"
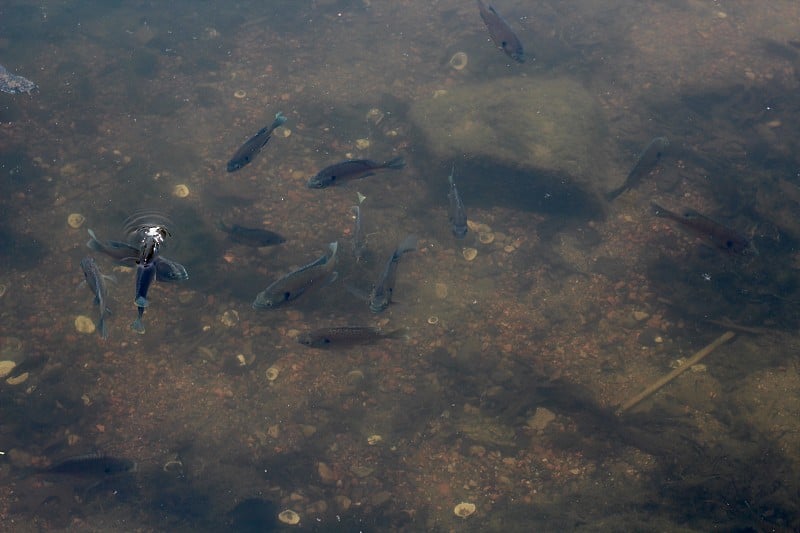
{"left": 1, "top": 0, "right": 799, "bottom": 530}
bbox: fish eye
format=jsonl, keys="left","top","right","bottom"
{"left": 323, "top": 338, "right": 331, "bottom": 344}
{"left": 283, "top": 291, "right": 291, "bottom": 301}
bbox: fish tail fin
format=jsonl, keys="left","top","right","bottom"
{"left": 98, "top": 317, "right": 109, "bottom": 340}
{"left": 86, "top": 228, "right": 103, "bottom": 252}
{"left": 272, "top": 112, "right": 288, "bottom": 128}
{"left": 130, "top": 318, "right": 145, "bottom": 334}
{"left": 328, "top": 241, "right": 339, "bottom": 260}
{"left": 384, "top": 156, "right": 406, "bottom": 170}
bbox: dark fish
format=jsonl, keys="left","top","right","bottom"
{"left": 217, "top": 221, "right": 286, "bottom": 247}
{"left": 45, "top": 453, "right": 137, "bottom": 477}
{"left": 0, "top": 64, "right": 37, "bottom": 95}
{"left": 153, "top": 256, "right": 189, "bottom": 282}
{"left": 606, "top": 137, "right": 669, "bottom": 201}
{"left": 80, "top": 257, "right": 112, "bottom": 340}
{"left": 87, "top": 229, "right": 188, "bottom": 282}
{"left": 121, "top": 210, "right": 173, "bottom": 267}
{"left": 298, "top": 325, "right": 407, "bottom": 349}
{"left": 447, "top": 166, "right": 468, "bottom": 238}
{"left": 253, "top": 242, "right": 339, "bottom": 309}
{"left": 227, "top": 112, "right": 287, "bottom": 172}
{"left": 351, "top": 205, "right": 366, "bottom": 261}
{"left": 132, "top": 261, "right": 157, "bottom": 334}
{"left": 651, "top": 202, "right": 756, "bottom": 255}
{"left": 369, "top": 235, "right": 417, "bottom": 313}
{"left": 306, "top": 156, "right": 405, "bottom": 189}
{"left": 86, "top": 228, "right": 138, "bottom": 263}
{"left": 477, "top": 0, "right": 526, "bottom": 63}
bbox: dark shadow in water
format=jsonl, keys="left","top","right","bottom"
{"left": 425, "top": 344, "right": 799, "bottom": 530}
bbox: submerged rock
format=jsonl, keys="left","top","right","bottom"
{"left": 410, "top": 77, "right": 613, "bottom": 208}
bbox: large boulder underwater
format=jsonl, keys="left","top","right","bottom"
{"left": 409, "top": 76, "right": 614, "bottom": 219}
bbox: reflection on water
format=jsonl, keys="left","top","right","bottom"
{"left": 1, "top": 0, "right": 800, "bottom": 530}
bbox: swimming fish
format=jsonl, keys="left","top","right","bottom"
{"left": 45, "top": 453, "right": 137, "bottom": 477}
{"left": 651, "top": 202, "right": 756, "bottom": 255}
{"left": 447, "top": 166, "right": 468, "bottom": 238}
{"left": 131, "top": 261, "right": 157, "bottom": 334}
{"left": 86, "top": 228, "right": 139, "bottom": 263}
{"left": 227, "top": 112, "right": 287, "bottom": 172}
{"left": 477, "top": 0, "right": 526, "bottom": 63}
{"left": 297, "top": 326, "right": 407, "bottom": 349}
{"left": 253, "top": 242, "right": 339, "bottom": 309}
{"left": 217, "top": 222, "right": 286, "bottom": 247}
{"left": 369, "top": 235, "right": 417, "bottom": 313}
{"left": 80, "top": 257, "right": 113, "bottom": 340}
{"left": 306, "top": 156, "right": 405, "bottom": 189}
{"left": 606, "top": 137, "right": 669, "bottom": 201}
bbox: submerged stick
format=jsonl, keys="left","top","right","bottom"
{"left": 617, "top": 331, "right": 735, "bottom": 415}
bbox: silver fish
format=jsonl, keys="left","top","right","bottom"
{"left": 227, "top": 112, "right": 287, "bottom": 172}
{"left": 651, "top": 202, "right": 756, "bottom": 255}
{"left": 606, "top": 137, "right": 669, "bottom": 201}
{"left": 80, "top": 257, "right": 112, "bottom": 339}
{"left": 131, "top": 261, "right": 157, "bottom": 334}
{"left": 369, "top": 235, "right": 417, "bottom": 313}
{"left": 306, "top": 156, "right": 405, "bottom": 188}
{"left": 477, "top": 0, "right": 526, "bottom": 63}
{"left": 297, "top": 325, "right": 407, "bottom": 349}
{"left": 447, "top": 166, "right": 468, "bottom": 238}
{"left": 253, "top": 242, "right": 339, "bottom": 309}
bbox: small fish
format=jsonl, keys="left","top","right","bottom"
{"left": 0, "top": 64, "right": 37, "bottom": 95}
{"left": 351, "top": 206, "right": 366, "bottom": 261}
{"left": 227, "top": 112, "right": 287, "bottom": 172}
{"left": 369, "top": 235, "right": 417, "bottom": 313}
{"left": 477, "top": 0, "right": 526, "bottom": 63}
{"left": 606, "top": 137, "right": 669, "bottom": 201}
{"left": 298, "top": 326, "right": 407, "bottom": 349}
{"left": 132, "top": 261, "right": 157, "bottom": 334}
{"left": 217, "top": 222, "right": 286, "bottom": 247}
{"left": 45, "top": 453, "right": 137, "bottom": 477}
{"left": 306, "top": 156, "right": 406, "bottom": 189}
{"left": 447, "top": 166, "right": 468, "bottom": 238}
{"left": 651, "top": 202, "right": 756, "bottom": 255}
{"left": 80, "top": 257, "right": 113, "bottom": 340}
{"left": 253, "top": 242, "right": 339, "bottom": 309}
